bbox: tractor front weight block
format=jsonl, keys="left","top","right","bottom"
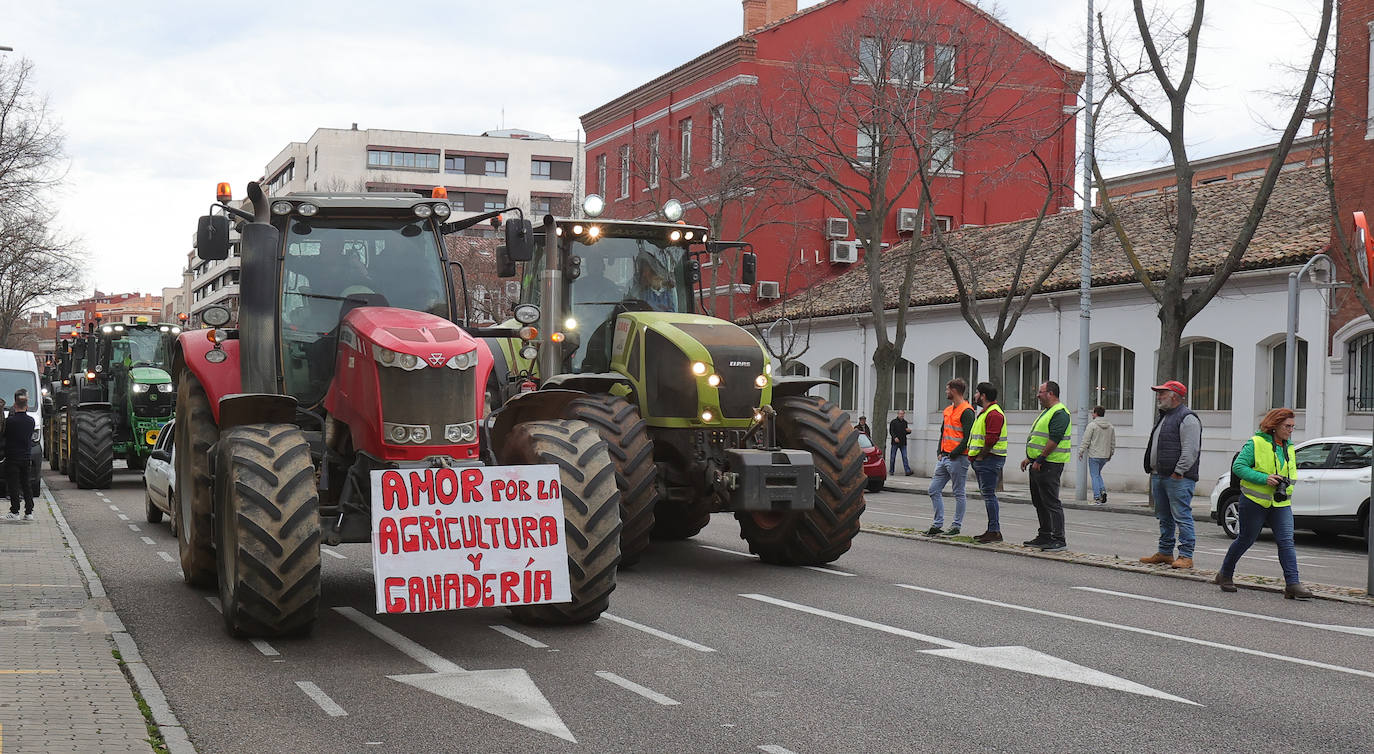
{"left": 721, "top": 449, "right": 816, "bottom": 512}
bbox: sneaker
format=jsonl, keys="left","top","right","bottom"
{"left": 1022, "top": 536, "right": 1052, "bottom": 547}
{"left": 1100, "top": 493, "right": 1108, "bottom": 504}
{"left": 3, "top": 512, "right": 18, "bottom": 521}
{"left": 974, "top": 531, "right": 1003, "bottom": 544}
{"left": 1040, "top": 541, "right": 1067, "bottom": 552}
{"left": 1139, "top": 552, "right": 1174, "bottom": 565}
{"left": 922, "top": 525, "right": 944, "bottom": 536}
{"left": 946, "top": 527, "right": 961, "bottom": 536}
{"left": 22, "top": 513, "right": 33, "bottom": 521}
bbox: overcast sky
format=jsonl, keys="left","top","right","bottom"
{"left": 4, "top": 0, "right": 1328, "bottom": 305}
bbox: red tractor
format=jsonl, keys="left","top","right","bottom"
{"left": 175, "top": 182, "right": 621, "bottom": 638}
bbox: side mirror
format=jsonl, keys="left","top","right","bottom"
{"left": 504, "top": 218, "right": 534, "bottom": 262}
{"left": 741, "top": 252, "right": 757, "bottom": 286}
{"left": 150, "top": 449, "right": 170, "bottom": 463}
{"left": 196, "top": 215, "right": 230, "bottom": 261}
{"left": 495, "top": 248, "right": 516, "bottom": 279}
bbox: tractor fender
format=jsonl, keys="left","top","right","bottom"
{"left": 218, "top": 393, "right": 299, "bottom": 432}
{"left": 769, "top": 376, "right": 837, "bottom": 400}
{"left": 540, "top": 372, "right": 631, "bottom": 394}
{"left": 486, "top": 389, "right": 586, "bottom": 460}
{"left": 172, "top": 331, "right": 242, "bottom": 424}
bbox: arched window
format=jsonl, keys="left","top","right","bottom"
{"left": 1090, "top": 345, "right": 1135, "bottom": 410}
{"left": 1180, "top": 339, "right": 1233, "bottom": 411}
{"left": 826, "top": 359, "right": 858, "bottom": 412}
{"left": 1269, "top": 339, "right": 1307, "bottom": 410}
{"left": 892, "top": 358, "right": 916, "bottom": 412}
{"left": 1347, "top": 331, "right": 1374, "bottom": 412}
{"left": 934, "top": 353, "right": 978, "bottom": 407}
{"left": 784, "top": 361, "right": 810, "bottom": 377}
{"left": 1003, "top": 349, "right": 1050, "bottom": 410}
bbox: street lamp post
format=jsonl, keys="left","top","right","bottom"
{"left": 1283, "top": 254, "right": 1332, "bottom": 409}
{"left": 1075, "top": 0, "right": 1095, "bottom": 500}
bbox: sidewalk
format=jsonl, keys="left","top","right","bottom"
{"left": 878, "top": 470, "right": 1212, "bottom": 518}
{"left": 0, "top": 482, "right": 190, "bottom": 753}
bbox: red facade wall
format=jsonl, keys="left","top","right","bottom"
{"left": 1330, "top": 0, "right": 1374, "bottom": 337}
{"left": 581, "top": 0, "right": 1081, "bottom": 316}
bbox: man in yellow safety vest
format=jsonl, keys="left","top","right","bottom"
{"left": 1019, "top": 381, "right": 1072, "bottom": 551}
{"left": 968, "top": 381, "right": 1008, "bottom": 544}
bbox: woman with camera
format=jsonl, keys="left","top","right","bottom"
{"left": 1214, "top": 408, "right": 1313, "bottom": 599}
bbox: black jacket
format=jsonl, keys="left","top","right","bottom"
{"left": 3, "top": 411, "right": 34, "bottom": 462}
{"left": 889, "top": 417, "right": 910, "bottom": 447}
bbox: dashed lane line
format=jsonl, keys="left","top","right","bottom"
{"left": 156, "top": 551, "right": 175, "bottom": 563}
{"left": 896, "top": 584, "right": 1374, "bottom": 680}
{"left": 251, "top": 640, "right": 281, "bottom": 657}
{"left": 740, "top": 593, "right": 964, "bottom": 649}
{"left": 760, "top": 746, "right": 800, "bottom": 754}
{"left": 803, "top": 566, "right": 855, "bottom": 576}
{"left": 205, "top": 596, "right": 222, "bottom": 614}
{"left": 140, "top": 536, "right": 156, "bottom": 545}
{"left": 127, "top": 524, "right": 140, "bottom": 532}
{"left": 1072, "top": 587, "right": 1374, "bottom": 638}
{"left": 600, "top": 613, "right": 716, "bottom": 653}
{"left": 321, "top": 549, "right": 347, "bottom": 560}
{"left": 295, "top": 681, "right": 347, "bottom": 717}
{"left": 698, "top": 544, "right": 756, "bottom": 558}
{"left": 594, "top": 672, "right": 680, "bottom": 706}
{"left": 116, "top": 513, "right": 129, "bottom": 521}
{"left": 108, "top": 504, "right": 119, "bottom": 511}
{"left": 333, "top": 607, "right": 464, "bottom": 673}
{"left": 490, "top": 625, "right": 549, "bottom": 649}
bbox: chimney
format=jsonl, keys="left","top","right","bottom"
{"left": 351, "top": 122, "right": 358, "bottom": 131}
{"left": 742, "top": 0, "right": 797, "bottom": 33}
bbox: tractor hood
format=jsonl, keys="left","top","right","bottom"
{"left": 129, "top": 366, "right": 171, "bottom": 384}
{"left": 341, "top": 307, "right": 481, "bottom": 365}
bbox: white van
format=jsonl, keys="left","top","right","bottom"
{"left": 0, "top": 348, "right": 43, "bottom": 498}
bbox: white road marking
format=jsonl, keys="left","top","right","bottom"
{"left": 174, "top": 569, "right": 183, "bottom": 578}
{"left": 108, "top": 504, "right": 120, "bottom": 511}
{"left": 205, "top": 596, "right": 222, "bottom": 614}
{"left": 898, "top": 584, "right": 1374, "bottom": 680}
{"left": 116, "top": 513, "right": 129, "bottom": 521}
{"left": 802, "top": 566, "right": 855, "bottom": 576}
{"left": 140, "top": 536, "right": 156, "bottom": 545}
{"left": 699, "top": 544, "right": 757, "bottom": 558}
{"left": 251, "top": 640, "right": 280, "bottom": 657}
{"left": 600, "top": 613, "right": 716, "bottom": 653}
{"left": 295, "top": 681, "right": 347, "bottom": 717}
{"left": 490, "top": 625, "right": 548, "bottom": 648}
{"left": 127, "top": 524, "right": 140, "bottom": 532}
{"left": 760, "top": 746, "right": 800, "bottom": 754}
{"left": 594, "top": 671, "right": 680, "bottom": 705}
{"left": 744, "top": 593, "right": 1196, "bottom": 704}
{"left": 321, "top": 549, "right": 347, "bottom": 560}
{"left": 1072, "top": 587, "right": 1374, "bottom": 638}
{"left": 157, "top": 551, "right": 175, "bottom": 563}
{"left": 1195, "top": 547, "right": 1331, "bottom": 568}
{"left": 333, "top": 607, "right": 464, "bottom": 673}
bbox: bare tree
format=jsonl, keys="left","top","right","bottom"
{"left": 746, "top": 0, "right": 1079, "bottom": 445}
{"left": 0, "top": 211, "right": 82, "bottom": 345}
{"left": 1096, "top": 0, "right": 1334, "bottom": 382}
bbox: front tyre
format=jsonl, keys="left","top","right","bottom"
{"left": 736, "top": 395, "right": 866, "bottom": 565}
{"left": 176, "top": 372, "right": 218, "bottom": 587}
{"left": 213, "top": 424, "right": 321, "bottom": 638}
{"left": 564, "top": 395, "right": 657, "bottom": 567}
{"left": 500, "top": 419, "right": 620, "bottom": 625}
{"left": 1220, "top": 493, "right": 1241, "bottom": 539}
{"left": 73, "top": 410, "right": 114, "bottom": 489}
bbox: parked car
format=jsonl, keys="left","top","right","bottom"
{"left": 858, "top": 431, "right": 886, "bottom": 492}
{"left": 143, "top": 420, "right": 175, "bottom": 526}
{"left": 1209, "top": 435, "right": 1370, "bottom": 541}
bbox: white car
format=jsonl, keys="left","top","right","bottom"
{"left": 1209, "top": 435, "right": 1370, "bottom": 540}
{"left": 143, "top": 420, "right": 176, "bottom": 526}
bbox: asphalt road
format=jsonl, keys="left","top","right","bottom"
{"left": 50, "top": 467, "right": 1374, "bottom": 754}
{"left": 863, "top": 489, "right": 1373, "bottom": 589}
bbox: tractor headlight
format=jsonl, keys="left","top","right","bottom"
{"left": 700, "top": 409, "right": 715, "bottom": 423}
{"left": 159, "top": 325, "right": 170, "bottom": 332}
{"left": 101, "top": 326, "right": 113, "bottom": 334}
{"left": 131, "top": 383, "right": 148, "bottom": 393}
{"left": 387, "top": 423, "right": 409, "bottom": 443}
{"left": 432, "top": 202, "right": 451, "bottom": 218}
{"left": 755, "top": 374, "right": 769, "bottom": 388}
{"left": 373, "top": 346, "right": 397, "bottom": 365}
{"left": 297, "top": 203, "right": 318, "bottom": 217}
{"left": 445, "top": 351, "right": 475, "bottom": 370}
{"left": 271, "top": 201, "right": 293, "bottom": 215}
{"left": 691, "top": 361, "right": 708, "bottom": 376}
{"left": 765, "top": 362, "right": 772, "bottom": 375}
{"left": 707, "top": 374, "right": 721, "bottom": 387}
{"left": 519, "top": 345, "right": 538, "bottom": 360}
{"left": 413, "top": 204, "right": 433, "bottom": 219}
{"left": 409, "top": 426, "right": 430, "bottom": 443}
{"left": 171, "top": 327, "right": 182, "bottom": 335}
{"left": 156, "top": 383, "right": 175, "bottom": 393}
{"left": 399, "top": 353, "right": 419, "bottom": 370}
{"left": 445, "top": 422, "right": 478, "bottom": 443}
{"left": 513, "top": 303, "right": 540, "bottom": 325}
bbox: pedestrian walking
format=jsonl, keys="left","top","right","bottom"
{"left": 1080, "top": 406, "right": 1116, "bottom": 505}
{"left": 1139, "top": 380, "right": 1202, "bottom": 569}
{"left": 968, "top": 381, "right": 1008, "bottom": 543}
{"left": 1213, "top": 408, "right": 1314, "bottom": 599}
{"left": 1019, "top": 381, "right": 1071, "bottom": 551}
{"left": 924, "top": 378, "right": 975, "bottom": 536}
{"left": 3, "top": 393, "right": 36, "bottom": 521}
{"left": 855, "top": 416, "right": 871, "bottom": 437}
{"left": 888, "top": 409, "right": 913, "bottom": 476}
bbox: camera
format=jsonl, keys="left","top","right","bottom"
{"left": 1272, "top": 476, "right": 1295, "bottom": 503}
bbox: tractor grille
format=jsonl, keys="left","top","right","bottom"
{"left": 674, "top": 324, "right": 766, "bottom": 419}
{"left": 376, "top": 363, "right": 476, "bottom": 444}
{"left": 644, "top": 330, "right": 697, "bottom": 418}
{"left": 132, "top": 390, "right": 173, "bottom": 418}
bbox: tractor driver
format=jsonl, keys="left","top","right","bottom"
{"left": 630, "top": 250, "right": 676, "bottom": 313}
{"left": 285, "top": 241, "right": 380, "bottom": 334}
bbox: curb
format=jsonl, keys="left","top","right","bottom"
{"left": 878, "top": 482, "right": 1195, "bottom": 519}
{"left": 860, "top": 522, "right": 1374, "bottom": 607}
{"left": 45, "top": 483, "right": 199, "bottom": 754}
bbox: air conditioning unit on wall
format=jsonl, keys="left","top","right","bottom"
{"left": 825, "top": 217, "right": 850, "bottom": 239}
{"left": 830, "top": 240, "right": 859, "bottom": 264}
{"left": 757, "top": 280, "right": 781, "bottom": 299}
{"left": 897, "top": 207, "right": 920, "bottom": 233}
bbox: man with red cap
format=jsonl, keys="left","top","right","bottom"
{"left": 1140, "top": 380, "right": 1202, "bottom": 569}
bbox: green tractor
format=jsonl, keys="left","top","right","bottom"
{"left": 52, "top": 318, "right": 179, "bottom": 487}
{"left": 484, "top": 201, "right": 866, "bottom": 567}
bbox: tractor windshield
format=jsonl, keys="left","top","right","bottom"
{"left": 122, "top": 328, "right": 168, "bottom": 367}
{"left": 279, "top": 217, "right": 449, "bottom": 408}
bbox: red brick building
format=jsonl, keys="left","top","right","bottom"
{"left": 55, "top": 292, "right": 164, "bottom": 341}
{"left": 580, "top": 0, "right": 1082, "bottom": 315}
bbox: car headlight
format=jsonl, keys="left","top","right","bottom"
{"left": 131, "top": 384, "right": 148, "bottom": 393}
{"left": 156, "top": 383, "right": 175, "bottom": 393}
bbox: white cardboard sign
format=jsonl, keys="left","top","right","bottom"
{"left": 370, "top": 464, "right": 570, "bottom": 614}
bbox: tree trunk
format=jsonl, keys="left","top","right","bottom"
{"left": 1156, "top": 303, "right": 1188, "bottom": 383}
{"left": 870, "top": 341, "right": 897, "bottom": 448}
{"left": 984, "top": 342, "right": 1004, "bottom": 399}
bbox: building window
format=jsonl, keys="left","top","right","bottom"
{"left": 857, "top": 123, "right": 879, "bottom": 166}
{"left": 1347, "top": 331, "right": 1374, "bottom": 412}
{"left": 531, "top": 196, "right": 553, "bottom": 216}
{"left": 859, "top": 36, "right": 882, "bottom": 79}
{"left": 930, "top": 130, "right": 955, "bottom": 173}
{"left": 892, "top": 358, "right": 916, "bottom": 412}
{"left": 485, "top": 158, "right": 507, "bottom": 177}
{"left": 367, "top": 150, "right": 439, "bottom": 170}
{"left": 859, "top": 37, "right": 921, "bottom": 82}
{"left": 596, "top": 154, "right": 607, "bottom": 197}
{"left": 619, "top": 144, "right": 630, "bottom": 198}
{"left": 933, "top": 216, "right": 953, "bottom": 232}
{"left": 482, "top": 195, "right": 506, "bottom": 213}
{"left": 1180, "top": 339, "right": 1234, "bottom": 411}
{"left": 1089, "top": 345, "right": 1135, "bottom": 410}
{"left": 531, "top": 160, "right": 552, "bottom": 180}
{"left": 936, "top": 354, "right": 978, "bottom": 408}
{"left": 933, "top": 44, "right": 956, "bottom": 86}
{"left": 648, "top": 132, "right": 660, "bottom": 189}
{"left": 267, "top": 163, "right": 294, "bottom": 195}
{"left": 826, "top": 359, "right": 858, "bottom": 412}
{"left": 710, "top": 106, "right": 725, "bottom": 168}
{"left": 784, "top": 362, "right": 810, "bottom": 377}
{"left": 1003, "top": 350, "right": 1050, "bottom": 411}
{"left": 679, "top": 117, "right": 693, "bottom": 177}
{"left": 1270, "top": 339, "right": 1308, "bottom": 410}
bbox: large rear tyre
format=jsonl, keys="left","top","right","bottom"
{"left": 735, "top": 395, "right": 866, "bottom": 565}
{"left": 61, "top": 414, "right": 73, "bottom": 480}
{"left": 73, "top": 410, "right": 114, "bottom": 489}
{"left": 176, "top": 372, "right": 218, "bottom": 587}
{"left": 500, "top": 419, "right": 620, "bottom": 625}
{"left": 213, "top": 424, "right": 321, "bottom": 638}
{"left": 565, "top": 395, "right": 657, "bottom": 567}
{"left": 46, "top": 424, "right": 59, "bottom": 471}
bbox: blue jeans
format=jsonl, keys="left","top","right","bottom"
{"left": 1220, "top": 499, "right": 1300, "bottom": 584}
{"left": 1087, "top": 457, "right": 1108, "bottom": 499}
{"left": 971, "top": 456, "right": 1005, "bottom": 532}
{"left": 929, "top": 454, "right": 969, "bottom": 528}
{"left": 1150, "top": 474, "right": 1197, "bottom": 558}
{"left": 889, "top": 444, "right": 911, "bottom": 474}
